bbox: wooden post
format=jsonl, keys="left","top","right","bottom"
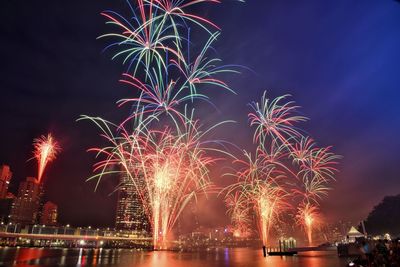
{"left": 262, "top": 246, "right": 267, "bottom": 257}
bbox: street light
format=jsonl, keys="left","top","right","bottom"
{"left": 63, "top": 224, "right": 70, "bottom": 235}
{"left": 32, "top": 224, "right": 38, "bottom": 234}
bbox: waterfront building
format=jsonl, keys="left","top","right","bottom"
{"left": 40, "top": 201, "right": 57, "bottom": 226}
{"left": 347, "top": 226, "right": 364, "bottom": 243}
{"left": 9, "top": 177, "right": 43, "bottom": 225}
{"left": 0, "top": 165, "right": 12, "bottom": 199}
{"left": 115, "top": 172, "right": 149, "bottom": 234}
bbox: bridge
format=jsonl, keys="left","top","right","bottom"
{"left": 0, "top": 231, "right": 153, "bottom": 248}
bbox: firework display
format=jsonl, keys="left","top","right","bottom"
{"left": 225, "top": 92, "right": 340, "bottom": 247}
{"left": 83, "top": 0, "right": 235, "bottom": 249}
{"left": 33, "top": 133, "right": 61, "bottom": 183}
{"left": 83, "top": 0, "right": 340, "bottom": 249}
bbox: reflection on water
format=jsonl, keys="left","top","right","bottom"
{"left": 0, "top": 247, "right": 348, "bottom": 266}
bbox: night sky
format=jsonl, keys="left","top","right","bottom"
{"left": 1, "top": 0, "right": 400, "bottom": 229}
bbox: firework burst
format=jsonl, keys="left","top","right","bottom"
{"left": 33, "top": 134, "right": 61, "bottom": 183}
{"left": 291, "top": 137, "right": 340, "bottom": 202}
{"left": 225, "top": 92, "right": 339, "bottom": 247}
{"left": 99, "top": 0, "right": 222, "bottom": 75}
{"left": 82, "top": 113, "right": 230, "bottom": 248}
{"left": 248, "top": 92, "right": 307, "bottom": 145}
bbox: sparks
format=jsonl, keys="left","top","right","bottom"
{"left": 33, "top": 134, "right": 61, "bottom": 183}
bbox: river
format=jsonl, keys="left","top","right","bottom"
{"left": 0, "top": 247, "right": 350, "bottom": 266}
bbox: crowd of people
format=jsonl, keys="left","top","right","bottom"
{"left": 352, "top": 239, "right": 400, "bottom": 266}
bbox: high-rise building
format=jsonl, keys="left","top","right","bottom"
{"left": 10, "top": 177, "right": 43, "bottom": 225}
{"left": 0, "top": 165, "right": 12, "bottom": 199}
{"left": 0, "top": 193, "right": 15, "bottom": 223}
{"left": 40, "top": 201, "right": 58, "bottom": 226}
{"left": 115, "top": 172, "right": 149, "bottom": 234}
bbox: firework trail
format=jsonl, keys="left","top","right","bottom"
{"left": 225, "top": 192, "right": 251, "bottom": 238}
{"left": 254, "top": 182, "right": 289, "bottom": 246}
{"left": 225, "top": 149, "right": 290, "bottom": 246}
{"left": 290, "top": 137, "right": 339, "bottom": 244}
{"left": 296, "top": 202, "right": 320, "bottom": 246}
{"left": 33, "top": 134, "right": 61, "bottom": 183}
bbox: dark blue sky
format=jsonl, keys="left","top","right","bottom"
{"left": 1, "top": 0, "right": 399, "bottom": 228}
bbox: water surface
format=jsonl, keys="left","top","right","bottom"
{"left": 0, "top": 247, "right": 349, "bottom": 266}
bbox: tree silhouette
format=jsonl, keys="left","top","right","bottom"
{"left": 364, "top": 194, "right": 400, "bottom": 236}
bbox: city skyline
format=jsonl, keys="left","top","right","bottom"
{"left": 1, "top": 0, "right": 400, "bottom": 232}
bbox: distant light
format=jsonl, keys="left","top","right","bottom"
{"left": 79, "top": 240, "right": 85, "bottom": 245}
{"left": 66, "top": 224, "right": 70, "bottom": 227}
